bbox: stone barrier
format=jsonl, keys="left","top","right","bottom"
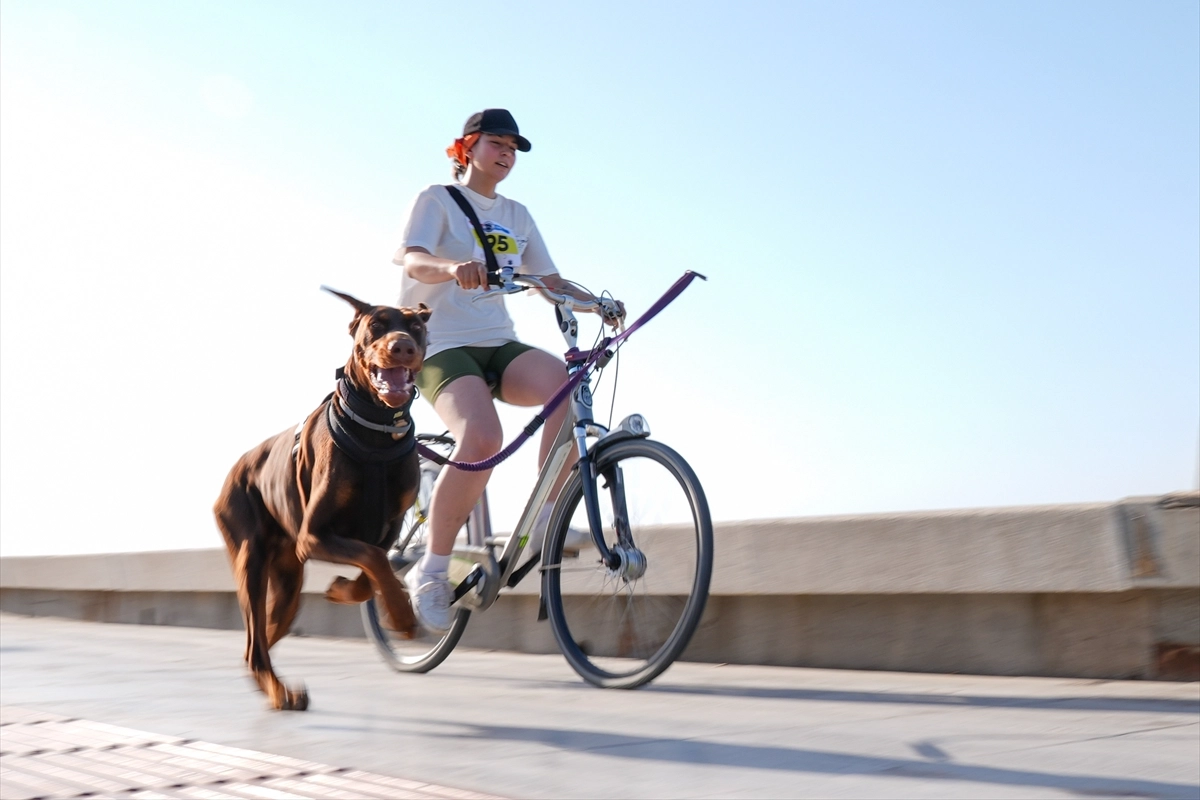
{"left": 2, "top": 493, "right": 1196, "bottom": 680}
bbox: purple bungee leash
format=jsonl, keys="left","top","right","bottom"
{"left": 416, "top": 270, "right": 706, "bottom": 471}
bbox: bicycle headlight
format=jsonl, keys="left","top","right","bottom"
{"left": 616, "top": 414, "right": 650, "bottom": 438}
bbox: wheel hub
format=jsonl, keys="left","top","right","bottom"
{"left": 608, "top": 545, "right": 647, "bottom": 581}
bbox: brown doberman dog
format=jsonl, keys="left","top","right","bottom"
{"left": 214, "top": 289, "right": 429, "bottom": 710}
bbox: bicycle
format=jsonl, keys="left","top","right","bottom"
{"left": 362, "top": 270, "right": 712, "bottom": 689}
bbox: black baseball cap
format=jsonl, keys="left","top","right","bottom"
{"left": 463, "top": 109, "right": 531, "bottom": 152}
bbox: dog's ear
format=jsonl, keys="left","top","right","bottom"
{"left": 321, "top": 286, "right": 371, "bottom": 313}
{"left": 321, "top": 286, "right": 373, "bottom": 332}
{"left": 415, "top": 302, "right": 432, "bottom": 323}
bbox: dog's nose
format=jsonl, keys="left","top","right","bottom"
{"left": 389, "top": 338, "right": 417, "bottom": 359}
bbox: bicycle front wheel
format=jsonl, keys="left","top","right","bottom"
{"left": 543, "top": 438, "right": 713, "bottom": 689}
{"left": 362, "top": 447, "right": 471, "bottom": 673}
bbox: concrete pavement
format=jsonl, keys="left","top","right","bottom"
{"left": 1, "top": 614, "right": 1197, "bottom": 799}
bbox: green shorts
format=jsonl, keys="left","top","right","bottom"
{"left": 416, "top": 341, "right": 536, "bottom": 405}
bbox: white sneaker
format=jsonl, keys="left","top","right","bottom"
{"left": 403, "top": 568, "right": 453, "bottom": 634}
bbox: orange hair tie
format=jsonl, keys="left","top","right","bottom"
{"left": 445, "top": 132, "right": 481, "bottom": 166}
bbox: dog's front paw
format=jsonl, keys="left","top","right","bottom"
{"left": 324, "top": 575, "right": 370, "bottom": 604}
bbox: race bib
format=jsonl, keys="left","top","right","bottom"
{"left": 472, "top": 220, "right": 526, "bottom": 269}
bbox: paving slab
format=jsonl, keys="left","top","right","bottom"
{"left": 0, "top": 706, "right": 502, "bottom": 800}
{"left": 0, "top": 613, "right": 1196, "bottom": 799}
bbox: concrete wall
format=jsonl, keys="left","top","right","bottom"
{"left": 3, "top": 493, "right": 1197, "bottom": 680}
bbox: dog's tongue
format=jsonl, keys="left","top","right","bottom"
{"left": 373, "top": 366, "right": 413, "bottom": 405}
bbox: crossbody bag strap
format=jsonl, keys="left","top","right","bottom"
{"left": 444, "top": 185, "right": 499, "bottom": 277}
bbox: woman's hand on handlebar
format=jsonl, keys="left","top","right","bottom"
{"left": 400, "top": 247, "right": 490, "bottom": 290}
{"left": 451, "top": 259, "right": 489, "bottom": 290}
{"left": 598, "top": 297, "right": 626, "bottom": 328}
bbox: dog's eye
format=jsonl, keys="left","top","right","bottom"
{"left": 369, "top": 320, "right": 385, "bottom": 334}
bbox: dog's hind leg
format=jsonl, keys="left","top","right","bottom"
{"left": 266, "top": 544, "right": 304, "bottom": 649}
{"left": 240, "top": 538, "right": 308, "bottom": 711}
{"left": 215, "top": 483, "right": 308, "bottom": 711}
{"left": 216, "top": 493, "right": 254, "bottom": 664}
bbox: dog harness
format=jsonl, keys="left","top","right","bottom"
{"left": 288, "top": 371, "right": 418, "bottom": 548}
{"left": 325, "top": 369, "right": 416, "bottom": 463}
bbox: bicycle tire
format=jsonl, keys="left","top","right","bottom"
{"left": 362, "top": 444, "right": 472, "bottom": 673}
{"left": 542, "top": 438, "right": 713, "bottom": 689}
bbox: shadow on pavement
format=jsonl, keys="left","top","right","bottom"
{"left": 644, "top": 682, "right": 1200, "bottom": 715}
{"left": 304, "top": 709, "right": 1198, "bottom": 799}
{"left": 430, "top": 721, "right": 1198, "bottom": 799}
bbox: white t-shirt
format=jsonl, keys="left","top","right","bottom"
{"left": 398, "top": 184, "right": 558, "bottom": 357}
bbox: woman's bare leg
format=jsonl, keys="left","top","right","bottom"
{"left": 500, "top": 348, "right": 574, "bottom": 498}
{"left": 426, "top": 376, "right": 502, "bottom": 557}
{"left": 425, "top": 348, "right": 571, "bottom": 560}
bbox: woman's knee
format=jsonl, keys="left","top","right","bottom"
{"left": 456, "top": 422, "right": 503, "bottom": 458}
{"left": 434, "top": 377, "right": 503, "bottom": 455}
{"left": 501, "top": 349, "right": 565, "bottom": 406}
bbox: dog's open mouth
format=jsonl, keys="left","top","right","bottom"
{"left": 370, "top": 365, "right": 414, "bottom": 406}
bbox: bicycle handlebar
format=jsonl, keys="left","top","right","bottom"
{"left": 418, "top": 270, "right": 706, "bottom": 473}
{"left": 473, "top": 273, "right": 623, "bottom": 322}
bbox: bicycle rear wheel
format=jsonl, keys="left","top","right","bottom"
{"left": 362, "top": 437, "right": 472, "bottom": 673}
{"left": 543, "top": 438, "right": 713, "bottom": 689}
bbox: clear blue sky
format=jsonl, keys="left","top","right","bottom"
{"left": 1, "top": 0, "right": 1197, "bottom": 556}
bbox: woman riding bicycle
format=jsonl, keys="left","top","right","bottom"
{"left": 393, "top": 108, "right": 621, "bottom": 634}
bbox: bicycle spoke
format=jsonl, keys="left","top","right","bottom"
{"left": 543, "top": 439, "right": 712, "bottom": 688}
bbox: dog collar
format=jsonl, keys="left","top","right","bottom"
{"left": 323, "top": 369, "right": 416, "bottom": 464}
{"left": 334, "top": 374, "right": 413, "bottom": 436}
{"left": 325, "top": 401, "right": 415, "bottom": 464}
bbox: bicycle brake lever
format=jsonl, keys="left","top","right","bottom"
{"left": 471, "top": 285, "right": 526, "bottom": 303}
{"left": 598, "top": 297, "right": 625, "bottom": 328}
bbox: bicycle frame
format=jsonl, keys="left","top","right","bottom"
{"left": 450, "top": 309, "right": 620, "bottom": 611}
{"left": 448, "top": 271, "right": 704, "bottom": 611}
